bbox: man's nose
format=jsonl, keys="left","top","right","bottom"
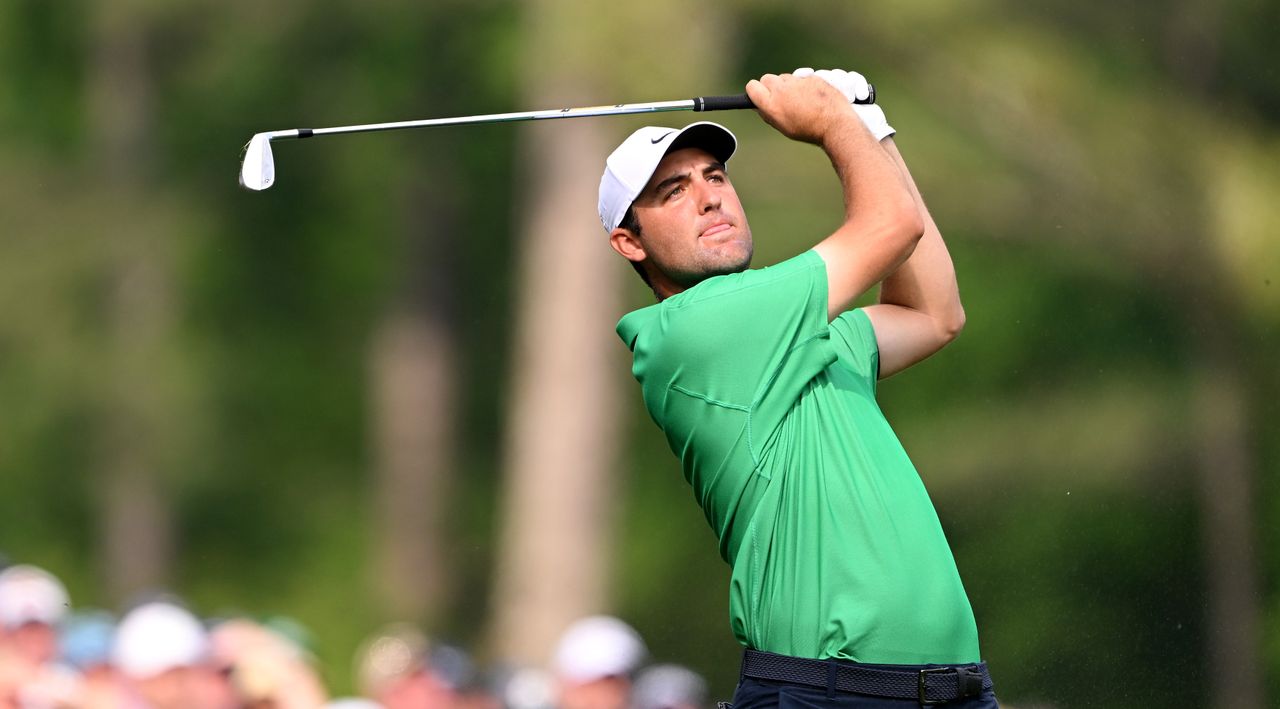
{"left": 697, "top": 181, "right": 721, "bottom": 212}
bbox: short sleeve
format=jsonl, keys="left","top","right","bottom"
{"left": 828, "top": 308, "right": 880, "bottom": 390}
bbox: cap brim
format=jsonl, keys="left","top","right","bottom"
{"left": 666, "top": 122, "right": 736, "bottom": 166}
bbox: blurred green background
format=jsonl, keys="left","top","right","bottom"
{"left": 2, "top": 1, "right": 1277, "bottom": 707}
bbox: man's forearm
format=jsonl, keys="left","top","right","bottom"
{"left": 747, "top": 71, "right": 924, "bottom": 319}
{"left": 875, "top": 138, "right": 964, "bottom": 337}
{"left": 813, "top": 115, "right": 924, "bottom": 318}
{"left": 824, "top": 115, "right": 915, "bottom": 229}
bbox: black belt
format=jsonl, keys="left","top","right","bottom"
{"left": 741, "top": 649, "right": 992, "bottom": 706}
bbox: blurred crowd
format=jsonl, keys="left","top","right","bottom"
{"left": 0, "top": 562, "right": 709, "bottom": 709}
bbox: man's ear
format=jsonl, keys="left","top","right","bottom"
{"left": 609, "top": 228, "right": 646, "bottom": 263}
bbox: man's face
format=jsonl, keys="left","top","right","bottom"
{"left": 4, "top": 621, "right": 58, "bottom": 665}
{"left": 620, "top": 147, "right": 753, "bottom": 294}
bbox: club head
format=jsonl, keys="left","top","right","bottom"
{"left": 239, "top": 133, "right": 275, "bottom": 191}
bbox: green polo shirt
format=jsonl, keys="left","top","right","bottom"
{"left": 616, "top": 250, "right": 979, "bottom": 664}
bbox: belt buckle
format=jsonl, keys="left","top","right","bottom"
{"left": 917, "top": 667, "right": 953, "bottom": 706}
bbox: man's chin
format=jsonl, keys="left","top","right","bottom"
{"left": 718, "top": 244, "right": 754, "bottom": 275}
{"left": 677, "top": 252, "right": 753, "bottom": 287}
{"left": 713, "top": 260, "right": 751, "bottom": 277}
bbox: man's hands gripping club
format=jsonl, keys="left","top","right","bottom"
{"left": 745, "top": 73, "right": 862, "bottom": 146}
{"left": 749, "top": 68, "right": 965, "bottom": 378}
{"left": 745, "top": 70, "right": 893, "bottom": 146}
{"left": 746, "top": 70, "right": 924, "bottom": 323}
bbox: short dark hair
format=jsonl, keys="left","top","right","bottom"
{"left": 619, "top": 206, "right": 652, "bottom": 289}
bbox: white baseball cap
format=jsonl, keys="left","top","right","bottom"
{"left": 598, "top": 122, "right": 737, "bottom": 232}
{"left": 0, "top": 564, "right": 70, "bottom": 629}
{"left": 112, "top": 600, "right": 210, "bottom": 678}
{"left": 552, "top": 615, "right": 646, "bottom": 683}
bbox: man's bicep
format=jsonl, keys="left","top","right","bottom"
{"left": 861, "top": 303, "right": 952, "bottom": 379}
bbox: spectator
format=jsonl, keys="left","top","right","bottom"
{"left": 59, "top": 611, "right": 115, "bottom": 672}
{"left": 0, "top": 565, "right": 69, "bottom": 668}
{"left": 210, "top": 616, "right": 328, "bottom": 709}
{"left": 60, "top": 610, "right": 138, "bottom": 709}
{"left": 0, "top": 564, "right": 80, "bottom": 708}
{"left": 551, "top": 617, "right": 646, "bottom": 709}
{"left": 354, "top": 624, "right": 455, "bottom": 709}
{"left": 112, "top": 599, "right": 237, "bottom": 709}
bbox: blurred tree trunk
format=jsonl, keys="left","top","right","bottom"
{"left": 487, "top": 0, "right": 733, "bottom": 667}
{"left": 485, "top": 4, "right": 623, "bottom": 667}
{"left": 368, "top": 173, "right": 461, "bottom": 624}
{"left": 369, "top": 311, "right": 456, "bottom": 623}
{"left": 487, "top": 107, "right": 622, "bottom": 667}
{"left": 1186, "top": 297, "right": 1264, "bottom": 709}
{"left": 87, "top": 8, "right": 176, "bottom": 603}
{"left": 1163, "top": 7, "right": 1264, "bottom": 703}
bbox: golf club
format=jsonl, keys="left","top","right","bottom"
{"left": 239, "top": 88, "right": 875, "bottom": 191}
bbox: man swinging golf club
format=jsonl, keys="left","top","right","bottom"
{"left": 600, "top": 68, "right": 998, "bottom": 708}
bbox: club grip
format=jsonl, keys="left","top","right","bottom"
{"left": 693, "top": 84, "right": 876, "bottom": 112}
{"left": 693, "top": 94, "right": 756, "bottom": 112}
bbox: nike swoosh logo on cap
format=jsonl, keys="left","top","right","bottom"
{"left": 650, "top": 131, "right": 675, "bottom": 144}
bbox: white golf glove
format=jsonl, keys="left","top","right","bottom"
{"left": 794, "top": 67, "right": 895, "bottom": 141}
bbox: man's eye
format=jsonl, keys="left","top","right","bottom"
{"left": 665, "top": 185, "right": 684, "bottom": 200}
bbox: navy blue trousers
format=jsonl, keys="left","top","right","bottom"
{"left": 729, "top": 669, "right": 999, "bottom": 709}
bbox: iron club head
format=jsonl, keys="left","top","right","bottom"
{"left": 239, "top": 133, "right": 276, "bottom": 191}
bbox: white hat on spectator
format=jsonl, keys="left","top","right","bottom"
{"left": 0, "top": 564, "right": 70, "bottom": 629}
{"left": 552, "top": 616, "right": 647, "bottom": 683}
{"left": 112, "top": 600, "right": 210, "bottom": 678}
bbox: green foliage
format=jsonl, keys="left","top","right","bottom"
{"left": 0, "top": 0, "right": 87, "bottom": 153}
{"left": 950, "top": 489, "right": 1205, "bottom": 707}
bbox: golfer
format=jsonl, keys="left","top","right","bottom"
{"left": 598, "top": 69, "right": 997, "bottom": 708}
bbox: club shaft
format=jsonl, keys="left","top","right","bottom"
{"left": 279, "top": 100, "right": 699, "bottom": 141}
{"left": 262, "top": 87, "right": 872, "bottom": 141}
